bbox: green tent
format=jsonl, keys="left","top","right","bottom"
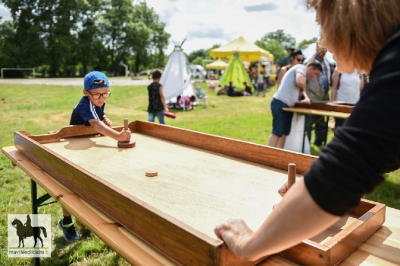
{"left": 218, "top": 53, "right": 253, "bottom": 91}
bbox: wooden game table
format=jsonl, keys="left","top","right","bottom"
{"left": 283, "top": 101, "right": 352, "bottom": 152}
{"left": 3, "top": 121, "right": 400, "bottom": 266}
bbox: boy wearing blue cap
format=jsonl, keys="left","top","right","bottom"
{"left": 58, "top": 71, "right": 131, "bottom": 241}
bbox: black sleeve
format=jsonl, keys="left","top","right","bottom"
{"left": 304, "top": 27, "right": 400, "bottom": 216}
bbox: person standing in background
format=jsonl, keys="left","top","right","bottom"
{"left": 147, "top": 69, "right": 169, "bottom": 124}
{"left": 276, "top": 49, "right": 304, "bottom": 88}
{"left": 331, "top": 67, "right": 364, "bottom": 128}
{"left": 304, "top": 44, "right": 331, "bottom": 146}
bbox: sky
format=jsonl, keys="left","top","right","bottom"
{"left": 145, "top": 0, "right": 320, "bottom": 54}
{"left": 0, "top": 0, "right": 320, "bottom": 55}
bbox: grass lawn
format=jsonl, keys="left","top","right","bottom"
{"left": 1, "top": 82, "right": 399, "bottom": 265}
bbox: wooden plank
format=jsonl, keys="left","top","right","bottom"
{"left": 279, "top": 200, "right": 385, "bottom": 266}
{"left": 327, "top": 201, "right": 386, "bottom": 265}
{"left": 283, "top": 108, "right": 350, "bottom": 119}
{"left": 294, "top": 101, "right": 354, "bottom": 113}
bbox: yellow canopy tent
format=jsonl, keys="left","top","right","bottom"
{"left": 209, "top": 36, "right": 274, "bottom": 62}
{"left": 205, "top": 60, "right": 228, "bottom": 69}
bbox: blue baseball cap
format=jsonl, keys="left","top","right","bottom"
{"left": 84, "top": 71, "right": 110, "bottom": 91}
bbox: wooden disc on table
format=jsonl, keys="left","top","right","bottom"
{"left": 117, "top": 140, "right": 136, "bottom": 148}
{"left": 117, "top": 118, "right": 136, "bottom": 148}
{"left": 145, "top": 170, "right": 158, "bottom": 177}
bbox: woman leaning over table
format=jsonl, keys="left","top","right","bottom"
{"left": 214, "top": 0, "right": 400, "bottom": 261}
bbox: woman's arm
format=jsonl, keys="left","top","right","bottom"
{"left": 214, "top": 179, "right": 339, "bottom": 261}
{"left": 276, "top": 67, "right": 287, "bottom": 89}
{"left": 331, "top": 68, "right": 339, "bottom": 101}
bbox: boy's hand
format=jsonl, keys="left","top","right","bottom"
{"left": 117, "top": 129, "right": 131, "bottom": 142}
{"left": 165, "top": 106, "right": 169, "bottom": 112}
{"left": 103, "top": 118, "right": 112, "bottom": 127}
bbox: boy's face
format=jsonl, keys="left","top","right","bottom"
{"left": 306, "top": 67, "right": 321, "bottom": 80}
{"left": 83, "top": 87, "right": 110, "bottom": 107}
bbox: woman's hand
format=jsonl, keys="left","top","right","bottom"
{"left": 214, "top": 218, "right": 253, "bottom": 259}
{"left": 278, "top": 182, "right": 289, "bottom": 197}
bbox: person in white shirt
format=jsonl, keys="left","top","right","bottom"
{"left": 268, "top": 61, "right": 322, "bottom": 148}
{"left": 331, "top": 67, "right": 364, "bottom": 127}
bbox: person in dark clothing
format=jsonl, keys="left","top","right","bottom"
{"left": 243, "top": 82, "right": 252, "bottom": 95}
{"left": 226, "top": 81, "right": 250, "bottom": 97}
{"left": 147, "top": 69, "right": 168, "bottom": 124}
{"left": 214, "top": 0, "right": 400, "bottom": 260}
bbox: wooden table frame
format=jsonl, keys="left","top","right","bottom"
{"left": 3, "top": 120, "right": 400, "bottom": 265}
{"left": 4, "top": 146, "right": 400, "bottom": 266}
{"left": 283, "top": 107, "right": 350, "bottom": 153}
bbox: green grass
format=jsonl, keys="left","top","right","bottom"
{"left": 0, "top": 82, "right": 399, "bottom": 265}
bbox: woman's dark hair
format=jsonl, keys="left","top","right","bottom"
{"left": 289, "top": 48, "right": 303, "bottom": 58}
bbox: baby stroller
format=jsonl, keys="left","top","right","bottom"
{"left": 193, "top": 82, "right": 209, "bottom": 108}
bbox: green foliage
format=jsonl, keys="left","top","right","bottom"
{"left": 260, "top": 29, "right": 296, "bottom": 51}
{"left": 256, "top": 39, "right": 288, "bottom": 61}
{"left": 188, "top": 44, "right": 222, "bottom": 65}
{"left": 188, "top": 49, "right": 207, "bottom": 63}
{"left": 191, "top": 56, "right": 204, "bottom": 66}
{"left": 0, "top": 0, "right": 170, "bottom": 77}
{"left": 297, "top": 37, "right": 318, "bottom": 49}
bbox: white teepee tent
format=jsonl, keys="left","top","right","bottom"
{"left": 161, "top": 41, "right": 195, "bottom": 102}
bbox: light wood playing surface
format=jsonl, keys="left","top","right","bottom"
{"left": 44, "top": 133, "right": 288, "bottom": 240}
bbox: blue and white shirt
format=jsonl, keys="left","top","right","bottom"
{"left": 316, "top": 56, "right": 329, "bottom": 91}
{"left": 70, "top": 96, "right": 106, "bottom": 126}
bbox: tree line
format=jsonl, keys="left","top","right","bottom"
{"left": 187, "top": 29, "right": 317, "bottom": 67}
{"left": 0, "top": 0, "right": 170, "bottom": 78}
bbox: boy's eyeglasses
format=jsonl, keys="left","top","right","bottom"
{"left": 87, "top": 90, "right": 111, "bottom": 100}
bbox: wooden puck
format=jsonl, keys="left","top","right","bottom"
{"left": 117, "top": 140, "right": 136, "bottom": 148}
{"left": 145, "top": 171, "right": 158, "bottom": 177}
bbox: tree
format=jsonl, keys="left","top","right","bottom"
{"left": 0, "top": 0, "right": 46, "bottom": 74}
{"left": 297, "top": 37, "right": 318, "bottom": 49}
{"left": 259, "top": 29, "right": 296, "bottom": 51}
{"left": 126, "top": 1, "right": 170, "bottom": 72}
{"left": 75, "top": 0, "right": 108, "bottom": 75}
{"left": 188, "top": 49, "right": 206, "bottom": 63}
{"left": 191, "top": 56, "right": 203, "bottom": 66}
{"left": 101, "top": 0, "right": 134, "bottom": 74}
{"left": 255, "top": 39, "right": 288, "bottom": 62}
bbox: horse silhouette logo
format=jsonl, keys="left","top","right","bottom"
{"left": 11, "top": 215, "right": 47, "bottom": 248}
{"left": 8, "top": 214, "right": 52, "bottom": 258}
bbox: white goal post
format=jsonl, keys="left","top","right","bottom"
{"left": 1, "top": 68, "right": 35, "bottom": 78}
